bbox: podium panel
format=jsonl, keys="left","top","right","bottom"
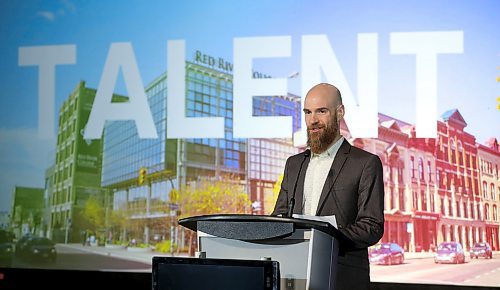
{"left": 199, "top": 228, "right": 338, "bottom": 290}
{"left": 180, "top": 215, "right": 344, "bottom": 290}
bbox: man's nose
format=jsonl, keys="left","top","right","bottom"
{"left": 310, "top": 113, "right": 319, "bottom": 123}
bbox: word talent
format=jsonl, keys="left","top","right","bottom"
{"left": 19, "top": 31, "right": 463, "bottom": 144}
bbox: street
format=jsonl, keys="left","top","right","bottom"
{"left": 8, "top": 243, "right": 500, "bottom": 288}
{"left": 11, "top": 244, "right": 153, "bottom": 272}
{"left": 371, "top": 254, "right": 500, "bottom": 287}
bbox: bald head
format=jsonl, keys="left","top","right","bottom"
{"left": 305, "top": 83, "right": 342, "bottom": 108}
{"left": 303, "top": 83, "right": 344, "bottom": 153}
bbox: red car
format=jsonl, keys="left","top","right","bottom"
{"left": 369, "top": 243, "right": 405, "bottom": 265}
{"left": 434, "top": 242, "right": 465, "bottom": 264}
{"left": 470, "top": 242, "right": 493, "bottom": 259}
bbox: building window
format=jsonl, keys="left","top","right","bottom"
{"left": 450, "top": 139, "right": 456, "bottom": 163}
{"left": 421, "top": 191, "right": 427, "bottom": 211}
{"left": 418, "top": 158, "right": 424, "bottom": 180}
{"left": 484, "top": 204, "right": 490, "bottom": 220}
{"left": 391, "top": 189, "right": 397, "bottom": 210}
{"left": 427, "top": 161, "right": 432, "bottom": 182}
{"left": 440, "top": 197, "right": 445, "bottom": 215}
{"left": 477, "top": 204, "right": 481, "bottom": 220}
{"left": 457, "top": 141, "right": 463, "bottom": 166}
{"left": 463, "top": 202, "right": 468, "bottom": 218}
{"left": 399, "top": 189, "right": 405, "bottom": 211}
{"left": 482, "top": 181, "right": 488, "bottom": 199}
{"left": 456, "top": 201, "right": 460, "bottom": 217}
{"left": 398, "top": 167, "right": 403, "bottom": 183}
{"left": 491, "top": 183, "right": 496, "bottom": 201}
{"left": 470, "top": 203, "right": 475, "bottom": 219}
{"left": 412, "top": 191, "right": 418, "bottom": 210}
{"left": 493, "top": 205, "right": 498, "bottom": 222}
{"left": 410, "top": 156, "right": 415, "bottom": 179}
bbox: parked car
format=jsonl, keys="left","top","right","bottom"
{"left": 434, "top": 241, "right": 465, "bottom": 264}
{"left": 470, "top": 242, "right": 493, "bottom": 259}
{"left": 16, "top": 236, "right": 57, "bottom": 262}
{"left": 369, "top": 243, "right": 405, "bottom": 265}
{"left": 0, "top": 230, "right": 15, "bottom": 267}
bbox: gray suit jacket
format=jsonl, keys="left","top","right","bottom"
{"left": 272, "top": 139, "right": 385, "bottom": 290}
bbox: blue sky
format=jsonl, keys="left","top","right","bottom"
{"left": 0, "top": 0, "right": 499, "bottom": 211}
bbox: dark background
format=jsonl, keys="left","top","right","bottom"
{"left": 1, "top": 268, "right": 499, "bottom": 290}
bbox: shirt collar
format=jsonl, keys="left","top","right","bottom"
{"left": 311, "top": 136, "right": 344, "bottom": 159}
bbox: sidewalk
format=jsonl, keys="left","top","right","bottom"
{"left": 58, "top": 243, "right": 189, "bottom": 265}
{"left": 402, "top": 250, "right": 500, "bottom": 260}
{"left": 60, "top": 243, "right": 499, "bottom": 264}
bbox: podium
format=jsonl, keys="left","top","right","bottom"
{"left": 179, "top": 214, "right": 349, "bottom": 290}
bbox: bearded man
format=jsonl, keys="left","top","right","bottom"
{"left": 272, "top": 83, "right": 385, "bottom": 290}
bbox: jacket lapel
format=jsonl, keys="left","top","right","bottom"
{"left": 295, "top": 157, "right": 310, "bottom": 214}
{"left": 315, "top": 139, "right": 351, "bottom": 215}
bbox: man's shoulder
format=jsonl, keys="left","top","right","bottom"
{"left": 346, "top": 142, "right": 380, "bottom": 161}
{"left": 286, "top": 150, "right": 309, "bottom": 163}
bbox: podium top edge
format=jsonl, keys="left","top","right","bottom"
{"left": 178, "top": 214, "right": 345, "bottom": 239}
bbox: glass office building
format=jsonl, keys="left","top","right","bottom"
{"left": 101, "top": 59, "right": 301, "bottom": 240}
{"left": 249, "top": 95, "right": 301, "bottom": 214}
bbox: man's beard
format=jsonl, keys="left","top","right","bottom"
{"left": 307, "top": 114, "right": 338, "bottom": 154}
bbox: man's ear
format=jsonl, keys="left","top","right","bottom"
{"left": 337, "top": 104, "right": 345, "bottom": 120}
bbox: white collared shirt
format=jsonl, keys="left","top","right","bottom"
{"left": 303, "top": 136, "right": 344, "bottom": 215}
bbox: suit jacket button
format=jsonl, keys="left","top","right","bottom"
{"left": 338, "top": 225, "right": 343, "bottom": 229}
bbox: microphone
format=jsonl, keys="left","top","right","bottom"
{"left": 287, "top": 149, "right": 311, "bottom": 218}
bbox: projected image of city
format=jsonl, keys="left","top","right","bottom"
{"left": 0, "top": 0, "right": 498, "bottom": 288}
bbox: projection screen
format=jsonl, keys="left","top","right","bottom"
{"left": 0, "top": 0, "right": 499, "bottom": 288}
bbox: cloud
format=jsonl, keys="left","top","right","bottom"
{"left": 36, "top": 0, "right": 76, "bottom": 22}
{"left": 37, "top": 11, "right": 56, "bottom": 22}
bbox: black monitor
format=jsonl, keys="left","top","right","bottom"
{"left": 152, "top": 257, "right": 280, "bottom": 290}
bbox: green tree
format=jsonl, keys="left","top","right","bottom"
{"left": 179, "top": 176, "right": 251, "bottom": 218}
{"left": 179, "top": 176, "right": 251, "bottom": 255}
{"left": 108, "top": 208, "right": 128, "bottom": 244}
{"left": 82, "top": 195, "right": 105, "bottom": 237}
{"left": 264, "top": 174, "right": 283, "bottom": 215}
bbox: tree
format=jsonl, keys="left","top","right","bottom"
{"left": 264, "top": 174, "right": 283, "bottom": 215}
{"left": 178, "top": 176, "right": 251, "bottom": 255}
{"left": 108, "top": 208, "right": 128, "bottom": 244}
{"left": 82, "top": 195, "right": 105, "bottom": 238}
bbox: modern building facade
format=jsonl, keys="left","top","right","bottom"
{"left": 248, "top": 93, "right": 301, "bottom": 214}
{"left": 47, "top": 81, "right": 106, "bottom": 243}
{"left": 102, "top": 55, "right": 301, "bottom": 242}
